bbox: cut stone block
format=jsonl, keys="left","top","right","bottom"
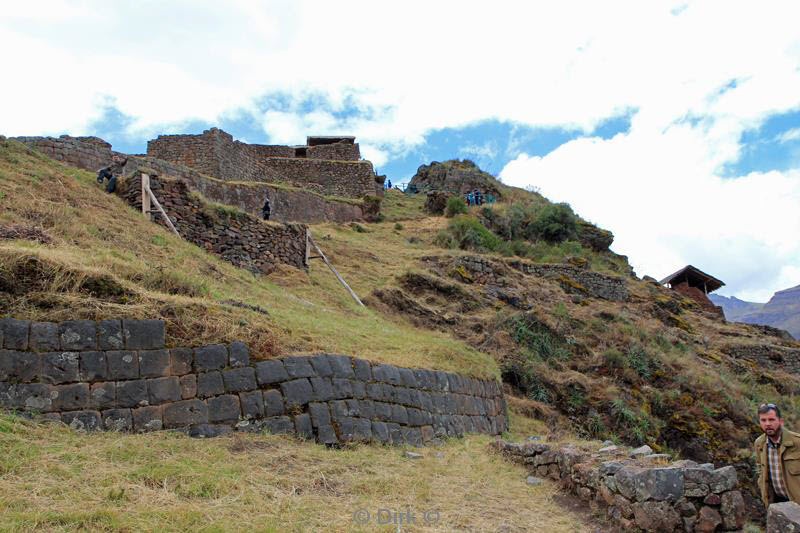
{"left": 52, "top": 383, "right": 90, "bottom": 411}
{"left": 194, "top": 344, "right": 227, "bottom": 372}
{"left": 283, "top": 356, "right": 315, "bottom": 378}
{"left": 122, "top": 320, "right": 165, "bottom": 350}
{"left": 90, "top": 381, "right": 116, "bottom": 410}
{"left": 133, "top": 405, "right": 164, "bottom": 432}
{"left": 228, "top": 341, "right": 249, "bottom": 368}
{"left": 79, "top": 351, "right": 107, "bottom": 381}
{"left": 263, "top": 416, "right": 294, "bottom": 435}
{"left": 208, "top": 394, "right": 241, "bottom": 423}
{"left": 106, "top": 351, "right": 139, "bottom": 380}
{"left": 294, "top": 413, "right": 313, "bottom": 439}
{"left": 163, "top": 399, "right": 208, "bottom": 428}
{"left": 116, "top": 379, "right": 148, "bottom": 408}
{"left": 263, "top": 389, "right": 285, "bottom": 416}
{"left": 102, "top": 408, "right": 132, "bottom": 431}
{"left": 280, "top": 378, "right": 314, "bottom": 409}
{"left": 169, "top": 347, "right": 193, "bottom": 375}
{"left": 40, "top": 351, "right": 80, "bottom": 384}
{"left": 58, "top": 320, "right": 96, "bottom": 351}
{"left": 239, "top": 390, "right": 264, "bottom": 419}
{"left": 147, "top": 376, "right": 181, "bottom": 404}
{"left": 29, "top": 322, "right": 59, "bottom": 352}
{"left": 222, "top": 367, "right": 256, "bottom": 393}
{"left": 255, "top": 359, "right": 289, "bottom": 385}
{"left": 179, "top": 374, "right": 197, "bottom": 399}
{"left": 328, "top": 355, "right": 355, "bottom": 378}
{"left": 138, "top": 349, "right": 170, "bottom": 378}
{"left": 0, "top": 350, "right": 40, "bottom": 382}
{"left": 197, "top": 371, "right": 224, "bottom": 398}
{"left": 2, "top": 318, "right": 30, "bottom": 350}
{"left": 97, "top": 320, "right": 124, "bottom": 350}
{"left": 61, "top": 410, "right": 101, "bottom": 431}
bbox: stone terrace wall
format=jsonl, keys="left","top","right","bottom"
{"left": 307, "top": 142, "right": 360, "bottom": 161}
{"left": 494, "top": 440, "right": 746, "bottom": 532}
{"left": 507, "top": 260, "right": 629, "bottom": 301}
{"left": 147, "top": 128, "right": 376, "bottom": 199}
{"left": 722, "top": 343, "right": 800, "bottom": 374}
{"left": 0, "top": 318, "right": 508, "bottom": 445}
{"left": 119, "top": 174, "right": 308, "bottom": 274}
{"left": 10, "top": 135, "right": 117, "bottom": 172}
{"left": 122, "top": 157, "right": 365, "bottom": 224}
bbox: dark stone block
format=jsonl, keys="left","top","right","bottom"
{"left": 208, "top": 394, "right": 240, "bottom": 423}
{"left": 394, "top": 387, "right": 411, "bottom": 406}
{"left": 106, "top": 350, "right": 138, "bottom": 380}
{"left": 434, "top": 371, "right": 449, "bottom": 391}
{"left": 0, "top": 350, "right": 40, "bottom": 382}
{"left": 97, "top": 320, "right": 124, "bottom": 350}
{"left": 122, "top": 319, "right": 165, "bottom": 350}
{"left": 179, "top": 374, "right": 197, "bottom": 399}
{"left": 222, "top": 367, "right": 256, "bottom": 393}
{"left": 331, "top": 378, "right": 353, "bottom": 399}
{"left": 79, "top": 351, "right": 107, "bottom": 381}
{"left": 351, "top": 381, "right": 366, "bottom": 399}
{"left": 419, "top": 391, "right": 434, "bottom": 412}
{"left": 116, "top": 379, "right": 148, "bottom": 408}
{"left": 398, "top": 368, "right": 418, "bottom": 388}
{"left": 2, "top": 318, "right": 30, "bottom": 350}
{"left": 40, "top": 352, "right": 79, "bottom": 384}
{"left": 61, "top": 410, "right": 101, "bottom": 431}
{"left": 382, "top": 384, "right": 398, "bottom": 403}
{"left": 139, "top": 349, "right": 170, "bottom": 378}
{"left": 387, "top": 423, "right": 404, "bottom": 445}
{"left": 353, "top": 358, "right": 372, "bottom": 381}
{"left": 169, "top": 347, "right": 193, "bottom": 375}
{"left": 366, "top": 382, "right": 385, "bottom": 401}
{"left": 163, "top": 399, "right": 208, "bottom": 428}
{"left": 280, "top": 378, "right": 314, "bottom": 409}
{"left": 148, "top": 376, "right": 181, "bottom": 404}
{"left": 376, "top": 364, "right": 401, "bottom": 385}
{"left": 228, "top": 341, "right": 249, "bottom": 368}
{"left": 264, "top": 416, "right": 294, "bottom": 435}
{"left": 308, "top": 402, "right": 331, "bottom": 427}
{"left": 413, "top": 369, "right": 432, "bottom": 390}
{"left": 391, "top": 404, "right": 409, "bottom": 425}
{"left": 359, "top": 399, "right": 375, "bottom": 419}
{"left": 317, "top": 424, "right": 338, "bottom": 444}
{"left": 0, "top": 381, "right": 12, "bottom": 408}
{"left": 90, "top": 382, "right": 116, "bottom": 410}
{"left": 30, "top": 322, "right": 59, "bottom": 352}
{"left": 294, "top": 413, "right": 313, "bottom": 439}
{"left": 239, "top": 390, "right": 264, "bottom": 419}
{"left": 263, "top": 389, "right": 285, "bottom": 416}
{"left": 310, "top": 377, "right": 334, "bottom": 401}
{"left": 197, "top": 371, "right": 224, "bottom": 398}
{"left": 407, "top": 408, "right": 426, "bottom": 426}
{"left": 255, "top": 359, "right": 289, "bottom": 385}
{"left": 194, "top": 345, "right": 227, "bottom": 372}
{"left": 374, "top": 402, "right": 392, "bottom": 422}
{"left": 445, "top": 395, "right": 457, "bottom": 415}
{"left": 371, "top": 421, "right": 390, "bottom": 443}
{"left": 331, "top": 399, "right": 357, "bottom": 418}
{"left": 406, "top": 389, "right": 422, "bottom": 409}
{"left": 402, "top": 426, "right": 423, "bottom": 447}
{"left": 188, "top": 423, "right": 232, "bottom": 438}
{"left": 52, "top": 383, "right": 89, "bottom": 411}
{"left": 334, "top": 416, "right": 355, "bottom": 442}
{"left": 283, "top": 356, "right": 315, "bottom": 378}
{"left": 308, "top": 355, "right": 333, "bottom": 377}
{"left": 353, "top": 417, "right": 372, "bottom": 441}
{"left": 14, "top": 383, "right": 53, "bottom": 411}
{"left": 102, "top": 408, "right": 132, "bottom": 431}
{"left": 420, "top": 425, "right": 435, "bottom": 443}
{"left": 328, "top": 355, "right": 354, "bottom": 378}
{"left": 58, "top": 320, "right": 96, "bottom": 351}
{"left": 133, "top": 405, "right": 164, "bottom": 432}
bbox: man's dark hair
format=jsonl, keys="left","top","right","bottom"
{"left": 758, "top": 403, "right": 782, "bottom": 418}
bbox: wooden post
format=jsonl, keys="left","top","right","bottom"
{"left": 308, "top": 234, "right": 364, "bottom": 307}
{"left": 146, "top": 186, "right": 181, "bottom": 239}
{"left": 141, "top": 173, "right": 151, "bottom": 221}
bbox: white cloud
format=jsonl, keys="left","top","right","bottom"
{"left": 778, "top": 128, "right": 800, "bottom": 144}
{"left": 2, "top": 0, "right": 800, "bottom": 298}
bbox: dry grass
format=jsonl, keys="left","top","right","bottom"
{"left": 0, "top": 413, "right": 589, "bottom": 532}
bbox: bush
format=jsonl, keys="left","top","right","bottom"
{"left": 445, "top": 196, "right": 468, "bottom": 217}
{"left": 446, "top": 215, "right": 502, "bottom": 252}
{"left": 528, "top": 203, "right": 578, "bottom": 243}
{"left": 394, "top": 223, "right": 403, "bottom": 230}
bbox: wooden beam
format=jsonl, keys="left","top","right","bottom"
{"left": 142, "top": 176, "right": 181, "bottom": 239}
{"left": 141, "top": 173, "right": 151, "bottom": 221}
{"left": 307, "top": 234, "right": 364, "bottom": 307}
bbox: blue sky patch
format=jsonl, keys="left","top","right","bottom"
{"left": 723, "top": 108, "right": 800, "bottom": 176}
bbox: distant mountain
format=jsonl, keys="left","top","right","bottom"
{"left": 708, "top": 294, "right": 764, "bottom": 321}
{"left": 711, "top": 285, "right": 800, "bottom": 339}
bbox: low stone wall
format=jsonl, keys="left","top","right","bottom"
{"left": 118, "top": 174, "right": 309, "bottom": 274}
{"left": 507, "top": 261, "right": 629, "bottom": 301}
{"left": 722, "top": 343, "right": 800, "bottom": 373}
{"left": 494, "top": 440, "right": 746, "bottom": 532}
{"left": 257, "top": 158, "right": 377, "bottom": 198}
{"left": 10, "top": 135, "right": 118, "bottom": 172}
{"left": 122, "top": 157, "right": 365, "bottom": 224}
{"left": 0, "top": 318, "right": 508, "bottom": 445}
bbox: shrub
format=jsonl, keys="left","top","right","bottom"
{"left": 445, "top": 196, "right": 468, "bottom": 217}
{"left": 394, "top": 223, "right": 403, "bottom": 230}
{"left": 446, "top": 215, "right": 502, "bottom": 252}
{"left": 528, "top": 203, "right": 578, "bottom": 243}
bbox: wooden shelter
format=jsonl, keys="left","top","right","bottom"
{"left": 660, "top": 265, "right": 725, "bottom": 295}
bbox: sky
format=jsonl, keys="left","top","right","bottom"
{"left": 2, "top": 1, "right": 799, "bottom": 302}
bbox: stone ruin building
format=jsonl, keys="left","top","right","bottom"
{"left": 660, "top": 265, "right": 725, "bottom": 316}
{"left": 9, "top": 128, "right": 385, "bottom": 274}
